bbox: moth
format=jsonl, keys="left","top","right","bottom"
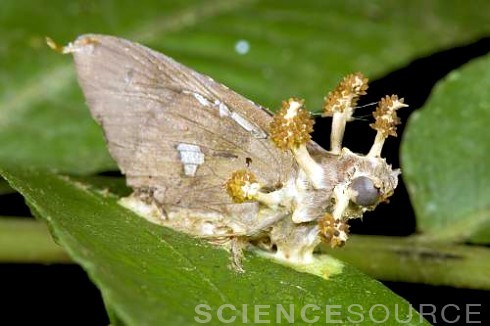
{"left": 49, "top": 35, "right": 406, "bottom": 269}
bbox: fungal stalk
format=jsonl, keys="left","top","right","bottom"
{"left": 323, "top": 73, "right": 368, "bottom": 154}
{"left": 368, "top": 95, "right": 408, "bottom": 157}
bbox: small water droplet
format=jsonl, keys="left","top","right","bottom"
{"left": 235, "top": 40, "right": 250, "bottom": 55}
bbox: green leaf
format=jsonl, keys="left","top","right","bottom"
{"left": 402, "top": 54, "right": 490, "bottom": 243}
{"left": 1, "top": 0, "right": 490, "bottom": 173}
{"left": 0, "top": 178, "right": 15, "bottom": 195}
{"left": 0, "top": 165, "right": 429, "bottom": 325}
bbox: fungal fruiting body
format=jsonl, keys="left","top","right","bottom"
{"left": 226, "top": 74, "right": 405, "bottom": 264}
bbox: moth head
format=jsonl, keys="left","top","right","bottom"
{"left": 348, "top": 167, "right": 400, "bottom": 208}
{"left": 329, "top": 148, "right": 400, "bottom": 221}
{"left": 349, "top": 175, "right": 381, "bottom": 207}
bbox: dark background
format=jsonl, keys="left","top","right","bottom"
{"left": 1, "top": 37, "right": 489, "bottom": 325}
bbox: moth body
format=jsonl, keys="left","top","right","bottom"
{"left": 56, "top": 34, "right": 405, "bottom": 269}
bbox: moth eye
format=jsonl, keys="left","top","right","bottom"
{"left": 349, "top": 176, "right": 380, "bottom": 206}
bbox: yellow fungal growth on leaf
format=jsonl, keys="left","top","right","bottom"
{"left": 323, "top": 72, "right": 369, "bottom": 116}
{"left": 368, "top": 95, "right": 408, "bottom": 157}
{"left": 225, "top": 169, "right": 260, "bottom": 203}
{"left": 318, "top": 213, "right": 350, "bottom": 248}
{"left": 269, "top": 98, "right": 314, "bottom": 151}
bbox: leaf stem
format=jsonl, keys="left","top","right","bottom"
{"left": 320, "top": 235, "right": 490, "bottom": 290}
{"left": 2, "top": 217, "right": 489, "bottom": 291}
{"left": 0, "top": 217, "right": 70, "bottom": 263}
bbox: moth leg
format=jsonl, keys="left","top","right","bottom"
{"left": 229, "top": 236, "right": 248, "bottom": 273}
{"left": 269, "top": 218, "right": 320, "bottom": 264}
{"left": 270, "top": 211, "right": 350, "bottom": 261}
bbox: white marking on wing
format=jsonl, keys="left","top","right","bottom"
{"left": 183, "top": 93, "right": 267, "bottom": 139}
{"left": 176, "top": 143, "right": 205, "bottom": 176}
{"left": 215, "top": 100, "right": 231, "bottom": 117}
{"left": 183, "top": 91, "right": 212, "bottom": 107}
{"left": 230, "top": 112, "right": 267, "bottom": 139}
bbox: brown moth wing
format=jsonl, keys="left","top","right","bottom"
{"left": 70, "top": 34, "right": 296, "bottom": 210}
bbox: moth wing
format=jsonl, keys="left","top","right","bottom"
{"left": 70, "top": 34, "right": 296, "bottom": 210}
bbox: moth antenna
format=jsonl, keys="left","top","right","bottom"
{"left": 350, "top": 103, "right": 378, "bottom": 121}
{"left": 355, "top": 101, "right": 378, "bottom": 109}
{"left": 269, "top": 98, "right": 325, "bottom": 189}
{"left": 224, "top": 170, "right": 283, "bottom": 207}
{"left": 368, "top": 95, "right": 408, "bottom": 157}
{"left": 323, "top": 73, "right": 369, "bottom": 154}
{"left": 310, "top": 112, "right": 324, "bottom": 117}
{"left": 312, "top": 102, "right": 375, "bottom": 118}
{"left": 45, "top": 37, "right": 66, "bottom": 53}
{"left": 45, "top": 36, "right": 99, "bottom": 54}
{"left": 349, "top": 115, "right": 370, "bottom": 122}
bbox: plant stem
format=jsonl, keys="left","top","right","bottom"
{"left": 320, "top": 235, "right": 490, "bottom": 290}
{"left": 0, "top": 217, "right": 70, "bottom": 263}
{"left": 2, "top": 217, "right": 489, "bottom": 290}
